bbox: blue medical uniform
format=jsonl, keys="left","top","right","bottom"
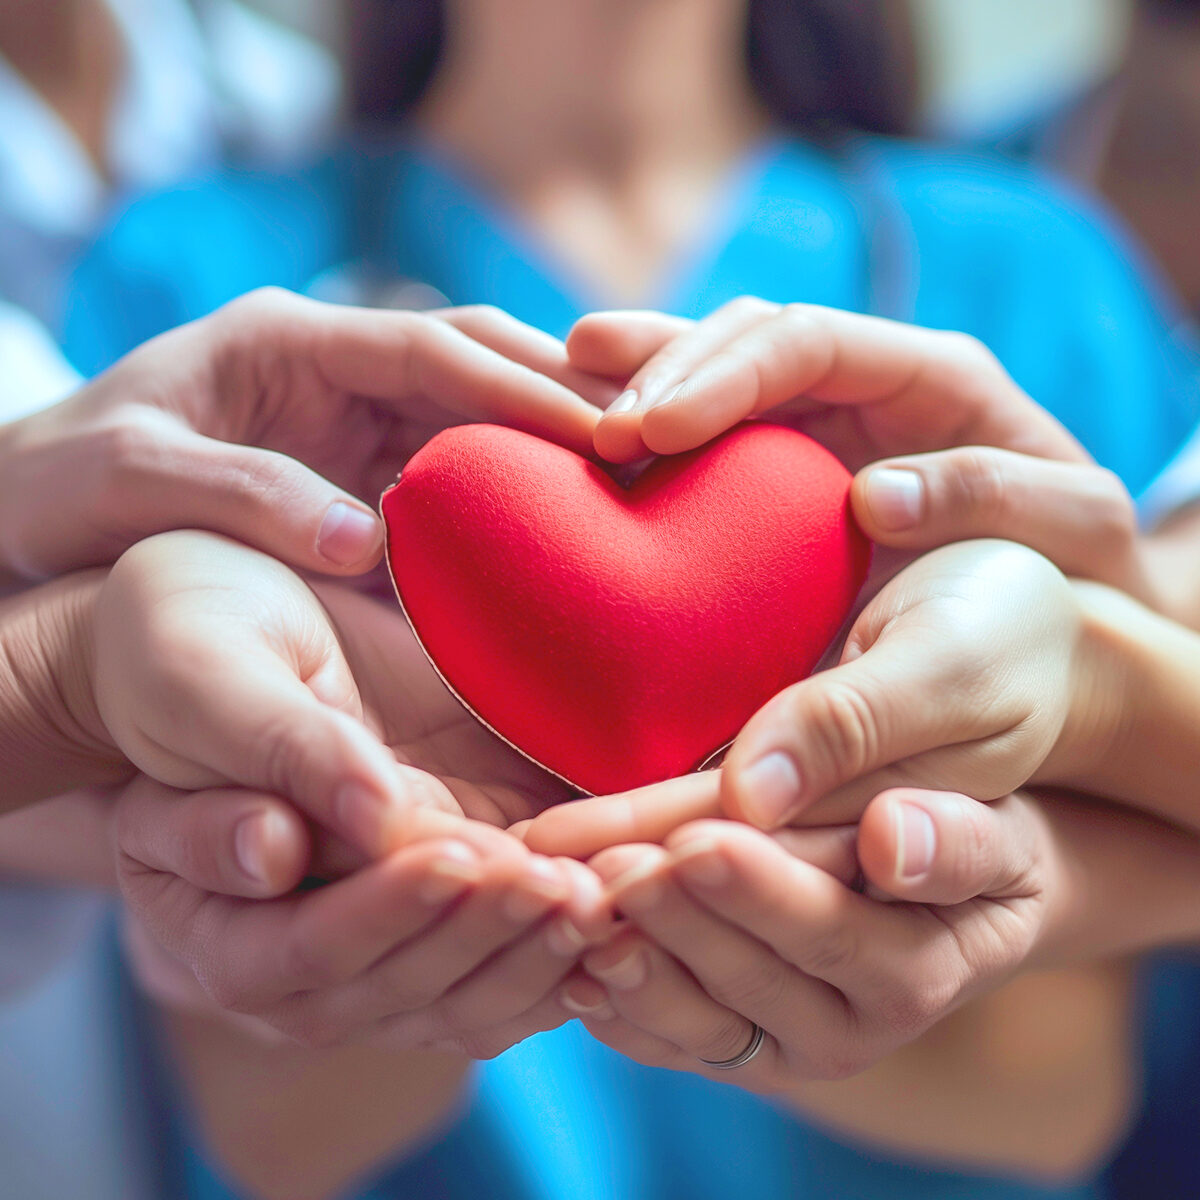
{"left": 62, "top": 132, "right": 1200, "bottom": 1200}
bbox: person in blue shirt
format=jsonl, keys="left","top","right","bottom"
{"left": 46, "top": 1, "right": 1200, "bottom": 1198}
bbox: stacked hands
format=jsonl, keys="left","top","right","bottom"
{"left": 4, "top": 289, "right": 1189, "bottom": 1088}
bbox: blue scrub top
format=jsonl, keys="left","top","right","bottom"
{"left": 61, "top": 132, "right": 1200, "bottom": 1200}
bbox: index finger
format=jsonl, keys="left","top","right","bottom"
{"left": 521, "top": 771, "right": 722, "bottom": 859}
{"left": 639, "top": 306, "right": 1090, "bottom": 463}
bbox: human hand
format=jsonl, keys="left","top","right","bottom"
{"left": 113, "top": 775, "right": 610, "bottom": 1056}
{"left": 570, "top": 300, "right": 1085, "bottom": 467}
{"left": 0, "top": 289, "right": 613, "bottom": 583}
{"left": 553, "top": 787, "right": 1051, "bottom": 1087}
{"left": 522, "top": 539, "right": 1109, "bottom": 849}
{"left": 571, "top": 300, "right": 1174, "bottom": 614}
{"left": 92, "top": 530, "right": 570, "bottom": 861}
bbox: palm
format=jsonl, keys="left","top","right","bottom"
{"left": 316, "top": 583, "right": 572, "bottom": 828}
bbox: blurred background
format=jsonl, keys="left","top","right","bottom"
{"left": 248, "top": 0, "right": 1134, "bottom": 138}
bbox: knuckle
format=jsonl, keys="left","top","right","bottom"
{"left": 801, "top": 679, "right": 880, "bottom": 781}
{"left": 939, "top": 329, "right": 999, "bottom": 373}
{"left": 946, "top": 447, "right": 1012, "bottom": 526}
{"left": 710, "top": 958, "right": 791, "bottom": 1014}
{"left": 794, "top": 921, "right": 859, "bottom": 978}
{"left": 724, "top": 295, "right": 774, "bottom": 321}
{"left": 1089, "top": 469, "right": 1137, "bottom": 548}
{"left": 223, "top": 286, "right": 300, "bottom": 324}
{"left": 449, "top": 303, "right": 507, "bottom": 333}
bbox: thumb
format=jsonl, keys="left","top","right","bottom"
{"left": 720, "top": 632, "right": 972, "bottom": 829}
{"left": 857, "top": 788, "right": 1038, "bottom": 906}
{"left": 115, "top": 777, "right": 310, "bottom": 899}
{"left": 159, "top": 432, "right": 384, "bottom": 574}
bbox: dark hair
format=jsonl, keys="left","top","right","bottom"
{"left": 346, "top": 0, "right": 918, "bottom": 137}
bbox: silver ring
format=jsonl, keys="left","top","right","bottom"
{"left": 699, "top": 1023, "right": 765, "bottom": 1071}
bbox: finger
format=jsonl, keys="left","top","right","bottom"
{"left": 853, "top": 448, "right": 1142, "bottom": 593}
{"left": 720, "top": 634, "right": 990, "bottom": 830}
{"left": 116, "top": 777, "right": 310, "bottom": 898}
{"left": 857, "top": 789, "right": 1040, "bottom": 906}
{"left": 665, "top": 822, "right": 932, "bottom": 995}
{"left": 601, "top": 844, "right": 852, "bottom": 1073}
{"left": 585, "top": 302, "right": 771, "bottom": 461}
{"left": 566, "top": 310, "right": 691, "bottom": 378}
{"left": 521, "top": 771, "right": 721, "bottom": 859}
{"left": 306, "top": 301, "right": 603, "bottom": 456}
{"left": 414, "top": 902, "right": 583, "bottom": 1039}
{"left": 766, "top": 825, "right": 860, "bottom": 887}
{"left": 416, "top": 990, "right": 574, "bottom": 1060}
{"left": 5, "top": 410, "right": 384, "bottom": 578}
{"left": 435, "top": 305, "right": 620, "bottom": 411}
{"left": 636, "top": 307, "right": 1089, "bottom": 461}
{"left": 303, "top": 854, "right": 574, "bottom": 1030}
{"left": 116, "top": 833, "right": 488, "bottom": 1013}
{"left": 580, "top": 927, "right": 769, "bottom": 1075}
{"left": 574, "top": 1010, "right": 721, "bottom": 1079}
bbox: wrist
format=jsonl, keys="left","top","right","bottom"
{"left": 1037, "top": 582, "right": 1144, "bottom": 792}
{"left": 0, "top": 571, "right": 131, "bottom": 810}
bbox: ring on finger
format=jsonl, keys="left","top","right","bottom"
{"left": 699, "top": 1022, "right": 766, "bottom": 1071}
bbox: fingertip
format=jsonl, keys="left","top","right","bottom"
{"left": 721, "top": 750, "right": 804, "bottom": 830}
{"left": 316, "top": 501, "right": 385, "bottom": 572}
{"left": 852, "top": 466, "right": 925, "bottom": 539}
{"left": 234, "top": 805, "right": 311, "bottom": 896}
{"left": 593, "top": 412, "right": 648, "bottom": 463}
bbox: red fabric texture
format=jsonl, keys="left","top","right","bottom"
{"left": 382, "top": 423, "right": 871, "bottom": 796}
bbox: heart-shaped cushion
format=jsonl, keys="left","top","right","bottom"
{"left": 382, "top": 422, "right": 870, "bottom": 796}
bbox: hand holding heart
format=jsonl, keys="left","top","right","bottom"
{"left": 572, "top": 299, "right": 1161, "bottom": 611}
{"left": 0, "top": 289, "right": 609, "bottom": 585}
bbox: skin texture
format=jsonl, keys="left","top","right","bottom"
{"left": 0, "top": 289, "right": 608, "bottom": 585}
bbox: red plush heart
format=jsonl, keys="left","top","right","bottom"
{"left": 382, "top": 423, "right": 870, "bottom": 796}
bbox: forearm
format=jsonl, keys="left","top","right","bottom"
{"left": 0, "top": 571, "right": 129, "bottom": 812}
{"left": 1046, "top": 582, "right": 1200, "bottom": 834}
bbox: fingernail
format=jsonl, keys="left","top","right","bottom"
{"left": 863, "top": 468, "right": 924, "bottom": 532}
{"left": 547, "top": 916, "right": 588, "bottom": 957}
{"left": 607, "top": 389, "right": 638, "bottom": 416}
{"left": 738, "top": 752, "right": 803, "bottom": 828}
{"left": 641, "top": 382, "right": 682, "bottom": 412}
{"left": 318, "top": 501, "right": 382, "bottom": 566}
{"left": 419, "top": 844, "right": 481, "bottom": 905}
{"left": 587, "top": 947, "right": 646, "bottom": 991}
{"left": 234, "top": 812, "right": 278, "bottom": 885}
{"left": 335, "top": 782, "right": 389, "bottom": 855}
{"left": 671, "top": 838, "right": 730, "bottom": 889}
{"left": 560, "top": 982, "right": 615, "bottom": 1019}
{"left": 896, "top": 803, "right": 936, "bottom": 880}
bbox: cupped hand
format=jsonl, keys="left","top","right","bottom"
{"left": 93, "top": 530, "right": 571, "bottom": 862}
{"left": 0, "top": 289, "right": 614, "bottom": 583}
{"left": 569, "top": 300, "right": 1085, "bottom": 467}
{"left": 114, "top": 775, "right": 610, "bottom": 1056}
{"left": 523, "top": 539, "right": 1109, "bottom": 850}
{"left": 558, "top": 787, "right": 1053, "bottom": 1089}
